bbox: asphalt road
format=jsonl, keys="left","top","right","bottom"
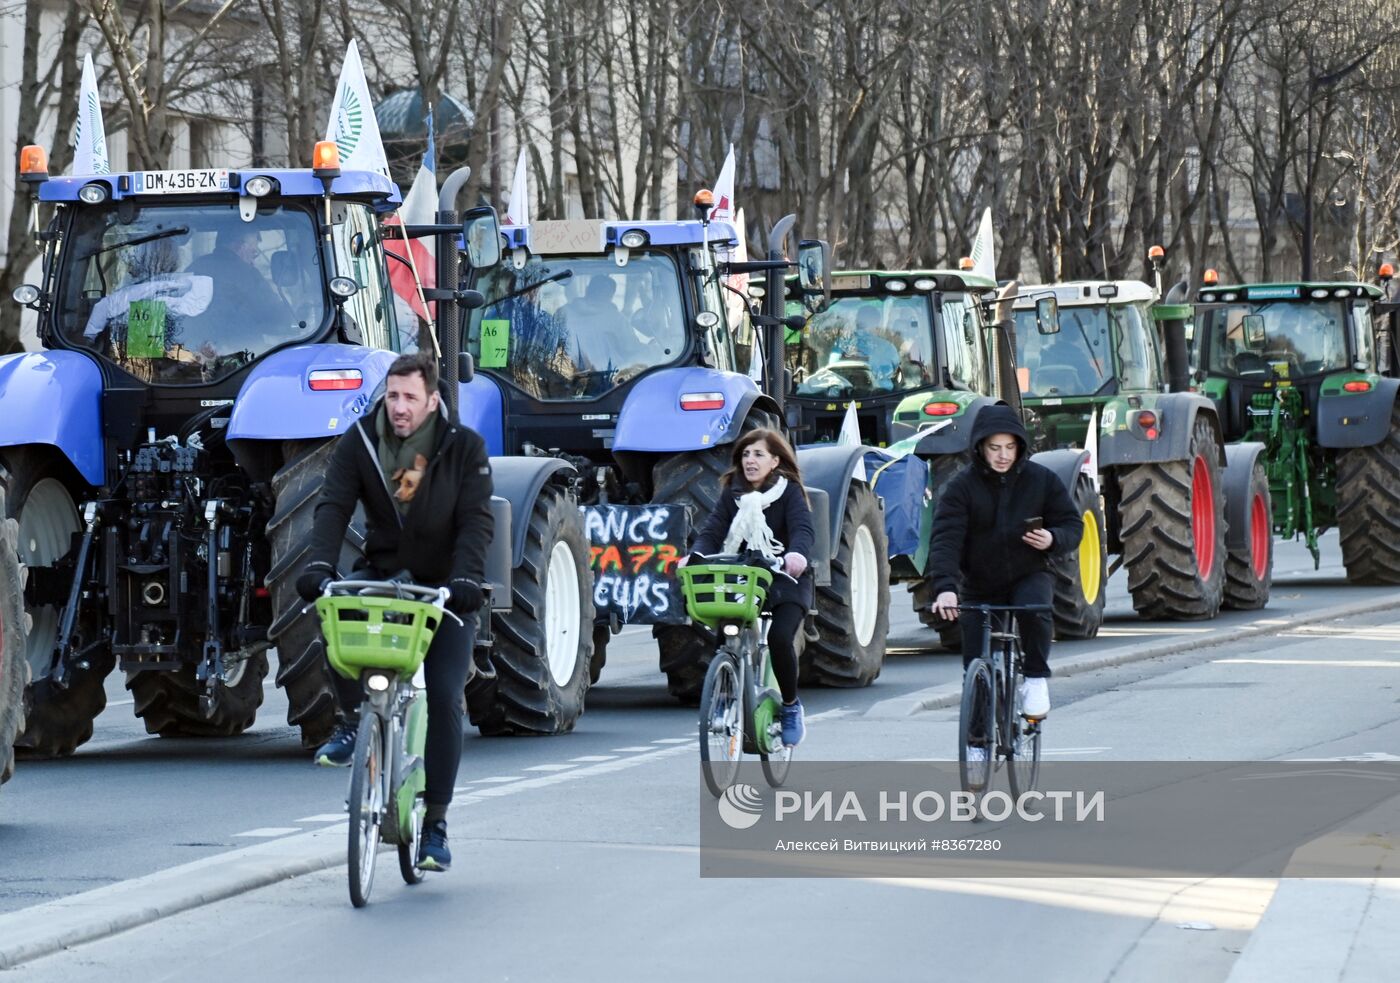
{"left": 0, "top": 531, "right": 1397, "bottom": 981}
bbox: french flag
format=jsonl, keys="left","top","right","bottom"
{"left": 384, "top": 109, "right": 436, "bottom": 327}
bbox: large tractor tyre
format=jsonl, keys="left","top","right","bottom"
{"left": 1337, "top": 404, "right": 1400, "bottom": 584}
{"left": 652, "top": 410, "right": 779, "bottom": 702}
{"left": 1, "top": 451, "right": 112, "bottom": 757}
{"left": 802, "top": 483, "right": 891, "bottom": 687}
{"left": 267, "top": 440, "right": 366, "bottom": 749}
{"left": 1050, "top": 473, "right": 1107, "bottom": 640}
{"left": 1117, "top": 417, "right": 1227, "bottom": 619}
{"left": 910, "top": 454, "right": 964, "bottom": 652}
{"left": 0, "top": 490, "right": 30, "bottom": 785}
{"left": 1224, "top": 459, "right": 1274, "bottom": 609}
{"left": 127, "top": 650, "right": 270, "bottom": 738}
{"left": 478, "top": 485, "right": 593, "bottom": 735}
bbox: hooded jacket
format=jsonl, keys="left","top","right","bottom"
{"left": 927, "top": 403, "right": 1081, "bottom": 596}
{"left": 307, "top": 396, "right": 494, "bottom": 586}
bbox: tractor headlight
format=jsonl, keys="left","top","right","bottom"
{"left": 77, "top": 183, "right": 109, "bottom": 204}
{"left": 619, "top": 230, "right": 648, "bottom": 248}
{"left": 244, "top": 175, "right": 276, "bottom": 198}
{"left": 329, "top": 276, "right": 359, "bottom": 299}
{"left": 11, "top": 284, "right": 40, "bottom": 306}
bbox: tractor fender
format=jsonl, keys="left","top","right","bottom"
{"left": 1222, "top": 442, "right": 1267, "bottom": 553}
{"left": 1029, "top": 448, "right": 1092, "bottom": 500}
{"left": 796, "top": 443, "right": 871, "bottom": 577}
{"left": 489, "top": 456, "right": 578, "bottom": 568}
{"left": 457, "top": 374, "right": 506, "bottom": 456}
{"left": 910, "top": 396, "right": 1006, "bottom": 459}
{"left": 0, "top": 351, "right": 104, "bottom": 485}
{"left": 486, "top": 495, "right": 513, "bottom": 607}
{"left": 227, "top": 344, "right": 397, "bottom": 443}
{"left": 612, "top": 367, "right": 767, "bottom": 454}
{"left": 1316, "top": 377, "right": 1400, "bottom": 448}
{"left": 1098, "top": 392, "right": 1225, "bottom": 467}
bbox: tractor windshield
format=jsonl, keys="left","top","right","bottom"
{"left": 1014, "top": 304, "right": 1120, "bottom": 397}
{"left": 55, "top": 201, "right": 327, "bottom": 385}
{"left": 467, "top": 252, "right": 687, "bottom": 400}
{"left": 792, "top": 294, "right": 936, "bottom": 398}
{"left": 1194, "top": 301, "right": 1350, "bottom": 378}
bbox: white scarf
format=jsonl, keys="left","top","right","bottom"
{"left": 721, "top": 476, "right": 788, "bottom": 558}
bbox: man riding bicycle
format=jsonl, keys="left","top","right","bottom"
{"left": 928, "top": 404, "right": 1082, "bottom": 721}
{"left": 297, "top": 350, "right": 494, "bottom": 872}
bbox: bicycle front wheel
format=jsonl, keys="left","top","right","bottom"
{"left": 699, "top": 650, "right": 743, "bottom": 798}
{"left": 958, "top": 659, "right": 995, "bottom": 794}
{"left": 397, "top": 795, "right": 425, "bottom": 886}
{"left": 347, "top": 713, "right": 384, "bottom": 908}
{"left": 1007, "top": 711, "right": 1042, "bottom": 799}
{"left": 760, "top": 738, "right": 792, "bottom": 788}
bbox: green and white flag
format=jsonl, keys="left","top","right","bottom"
{"left": 72, "top": 54, "right": 110, "bottom": 176}
{"left": 970, "top": 206, "right": 995, "bottom": 281}
{"left": 324, "top": 40, "right": 390, "bottom": 178}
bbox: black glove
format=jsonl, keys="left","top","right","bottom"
{"left": 296, "top": 561, "right": 336, "bottom": 602}
{"left": 447, "top": 577, "right": 484, "bottom": 615}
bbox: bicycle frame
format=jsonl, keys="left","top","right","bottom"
{"left": 958, "top": 603, "right": 1050, "bottom": 797}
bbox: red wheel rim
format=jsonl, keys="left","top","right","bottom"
{"left": 1250, "top": 491, "right": 1270, "bottom": 581}
{"left": 1191, "top": 455, "right": 1216, "bottom": 578}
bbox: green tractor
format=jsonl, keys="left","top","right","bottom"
{"left": 1007, "top": 260, "right": 1271, "bottom": 638}
{"left": 1191, "top": 271, "right": 1400, "bottom": 582}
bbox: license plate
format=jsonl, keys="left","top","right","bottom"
{"left": 132, "top": 169, "right": 229, "bottom": 194}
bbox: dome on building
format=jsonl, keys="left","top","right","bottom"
{"left": 375, "top": 90, "right": 474, "bottom": 142}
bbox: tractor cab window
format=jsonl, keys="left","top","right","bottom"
{"left": 939, "top": 295, "right": 991, "bottom": 392}
{"left": 1352, "top": 302, "right": 1376, "bottom": 371}
{"left": 330, "top": 203, "right": 399, "bottom": 351}
{"left": 1014, "top": 304, "right": 1112, "bottom": 397}
{"left": 467, "top": 251, "right": 687, "bottom": 400}
{"left": 1196, "top": 301, "right": 1350, "bottom": 378}
{"left": 792, "top": 293, "right": 936, "bottom": 399}
{"left": 57, "top": 201, "right": 325, "bottom": 385}
{"left": 697, "top": 253, "right": 736, "bottom": 373}
{"left": 1114, "top": 302, "right": 1163, "bottom": 391}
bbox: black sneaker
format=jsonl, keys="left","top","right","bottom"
{"left": 314, "top": 721, "right": 357, "bottom": 768}
{"left": 417, "top": 819, "right": 451, "bottom": 872}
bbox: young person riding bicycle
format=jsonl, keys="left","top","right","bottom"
{"left": 928, "top": 404, "right": 1082, "bottom": 723}
{"left": 679, "top": 428, "right": 814, "bottom": 747}
{"left": 297, "top": 350, "right": 494, "bottom": 873}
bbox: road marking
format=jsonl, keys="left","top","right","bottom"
{"left": 1097, "top": 627, "right": 1213, "bottom": 636}
{"left": 523, "top": 763, "right": 574, "bottom": 772}
{"left": 652, "top": 738, "right": 691, "bottom": 744}
{"left": 233, "top": 828, "right": 301, "bottom": 838}
{"left": 611, "top": 746, "right": 654, "bottom": 752}
{"left": 473, "top": 776, "right": 523, "bottom": 783}
{"left": 1041, "top": 747, "right": 1111, "bottom": 756}
{"left": 1216, "top": 658, "right": 1400, "bottom": 668}
{"left": 569, "top": 755, "right": 618, "bottom": 762}
{"left": 293, "top": 814, "right": 346, "bottom": 824}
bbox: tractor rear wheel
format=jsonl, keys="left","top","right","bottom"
{"left": 0, "top": 488, "right": 29, "bottom": 786}
{"left": 1, "top": 450, "right": 111, "bottom": 757}
{"left": 1050, "top": 473, "right": 1107, "bottom": 639}
{"left": 1117, "top": 416, "right": 1227, "bottom": 619}
{"left": 267, "top": 440, "right": 365, "bottom": 748}
{"left": 1337, "top": 404, "right": 1400, "bottom": 584}
{"left": 1224, "top": 458, "right": 1273, "bottom": 608}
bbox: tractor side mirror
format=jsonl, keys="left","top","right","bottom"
{"left": 1243, "top": 314, "right": 1266, "bottom": 347}
{"left": 462, "top": 206, "right": 502, "bottom": 270}
{"left": 1036, "top": 296, "right": 1060, "bottom": 335}
{"left": 797, "top": 239, "right": 831, "bottom": 315}
{"left": 458, "top": 351, "right": 476, "bottom": 384}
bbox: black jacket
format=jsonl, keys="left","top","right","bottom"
{"left": 308, "top": 399, "right": 494, "bottom": 586}
{"left": 691, "top": 476, "right": 816, "bottom": 609}
{"left": 928, "top": 403, "right": 1081, "bottom": 597}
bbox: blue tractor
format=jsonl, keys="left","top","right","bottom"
{"left": 460, "top": 202, "right": 892, "bottom": 699}
{"left": 0, "top": 142, "right": 521, "bottom": 753}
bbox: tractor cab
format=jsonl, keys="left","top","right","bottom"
{"left": 788, "top": 269, "right": 999, "bottom": 446}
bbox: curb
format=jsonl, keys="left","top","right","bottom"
{"left": 866, "top": 591, "right": 1400, "bottom": 718}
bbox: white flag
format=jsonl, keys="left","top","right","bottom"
{"left": 324, "top": 40, "right": 390, "bottom": 177}
{"left": 970, "top": 207, "right": 996, "bottom": 281}
{"left": 504, "top": 149, "right": 530, "bottom": 226}
{"left": 1083, "top": 406, "right": 1100, "bottom": 493}
{"left": 838, "top": 401, "right": 861, "bottom": 446}
{"left": 72, "top": 54, "right": 110, "bottom": 176}
{"left": 709, "top": 144, "right": 736, "bottom": 223}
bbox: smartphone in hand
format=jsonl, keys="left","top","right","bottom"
{"left": 1023, "top": 516, "right": 1044, "bottom": 533}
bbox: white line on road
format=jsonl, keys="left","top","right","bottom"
{"left": 1216, "top": 658, "right": 1400, "bottom": 668}
{"left": 523, "top": 763, "right": 575, "bottom": 772}
{"left": 473, "top": 776, "right": 524, "bottom": 783}
{"left": 1041, "top": 747, "right": 1111, "bottom": 756}
{"left": 232, "top": 828, "right": 301, "bottom": 838}
{"left": 293, "top": 814, "right": 346, "bottom": 824}
{"left": 611, "top": 746, "right": 654, "bottom": 752}
{"left": 569, "top": 755, "right": 618, "bottom": 762}
{"left": 652, "top": 738, "right": 691, "bottom": 744}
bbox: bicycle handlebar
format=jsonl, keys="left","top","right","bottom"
{"left": 957, "top": 603, "right": 1053, "bottom": 614}
{"left": 688, "top": 550, "right": 798, "bottom": 583}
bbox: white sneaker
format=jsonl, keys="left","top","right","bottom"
{"left": 1019, "top": 677, "right": 1050, "bottom": 717}
{"left": 965, "top": 747, "right": 987, "bottom": 764}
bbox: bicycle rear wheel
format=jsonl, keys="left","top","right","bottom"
{"left": 699, "top": 650, "right": 743, "bottom": 798}
{"left": 347, "top": 713, "right": 384, "bottom": 908}
{"left": 958, "top": 659, "right": 995, "bottom": 794}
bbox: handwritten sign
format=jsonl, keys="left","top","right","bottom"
{"left": 127, "top": 300, "right": 167, "bottom": 358}
{"left": 480, "top": 319, "right": 510, "bottom": 368}
{"left": 582, "top": 504, "right": 689, "bottom": 624}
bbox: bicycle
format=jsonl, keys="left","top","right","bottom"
{"left": 314, "top": 578, "right": 455, "bottom": 908}
{"left": 956, "top": 603, "right": 1052, "bottom": 800}
{"left": 679, "top": 552, "right": 795, "bottom": 797}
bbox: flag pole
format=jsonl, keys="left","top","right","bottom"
{"left": 401, "top": 104, "right": 439, "bottom": 357}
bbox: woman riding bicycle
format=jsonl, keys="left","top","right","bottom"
{"left": 680, "top": 428, "right": 814, "bottom": 747}
{"left": 928, "top": 404, "right": 1082, "bottom": 719}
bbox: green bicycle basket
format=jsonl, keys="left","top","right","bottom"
{"left": 678, "top": 563, "right": 773, "bottom": 628}
{"left": 315, "top": 594, "right": 444, "bottom": 680}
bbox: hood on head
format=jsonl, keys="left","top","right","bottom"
{"left": 968, "top": 403, "right": 1028, "bottom": 460}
